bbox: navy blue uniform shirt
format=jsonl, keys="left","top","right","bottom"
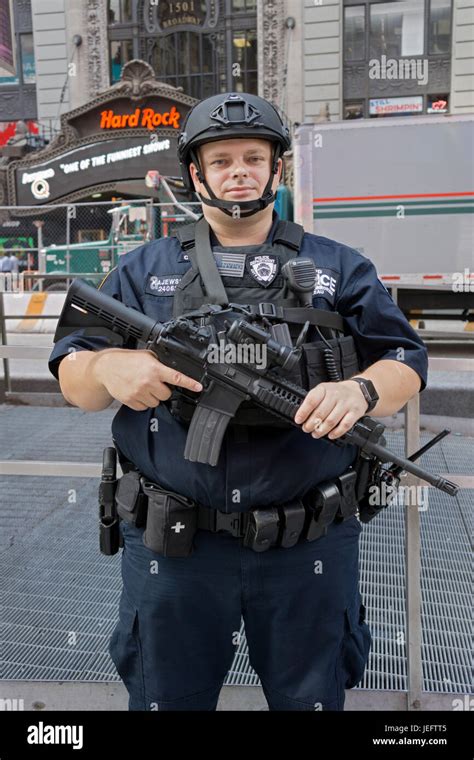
{"left": 49, "top": 214, "right": 428, "bottom": 511}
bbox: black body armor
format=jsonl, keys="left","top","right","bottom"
{"left": 167, "top": 218, "right": 361, "bottom": 427}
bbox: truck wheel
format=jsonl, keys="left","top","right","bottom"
{"left": 45, "top": 281, "right": 67, "bottom": 291}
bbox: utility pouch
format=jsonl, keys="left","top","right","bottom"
{"left": 305, "top": 480, "right": 342, "bottom": 541}
{"left": 142, "top": 481, "right": 198, "bottom": 558}
{"left": 115, "top": 470, "right": 147, "bottom": 528}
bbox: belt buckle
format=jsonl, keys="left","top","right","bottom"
{"left": 214, "top": 510, "right": 244, "bottom": 538}
{"left": 258, "top": 302, "right": 277, "bottom": 318}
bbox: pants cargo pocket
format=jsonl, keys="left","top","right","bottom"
{"left": 340, "top": 600, "right": 372, "bottom": 689}
{"left": 109, "top": 588, "right": 146, "bottom": 710}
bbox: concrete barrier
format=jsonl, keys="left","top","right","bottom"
{"left": 3, "top": 293, "right": 65, "bottom": 333}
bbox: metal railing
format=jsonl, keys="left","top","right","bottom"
{"left": 0, "top": 273, "right": 105, "bottom": 399}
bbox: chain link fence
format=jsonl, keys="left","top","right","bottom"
{"left": 0, "top": 200, "right": 201, "bottom": 291}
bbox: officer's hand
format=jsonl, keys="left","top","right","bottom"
{"left": 294, "top": 380, "right": 368, "bottom": 440}
{"left": 93, "top": 348, "right": 203, "bottom": 412}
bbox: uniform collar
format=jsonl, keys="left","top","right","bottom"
{"left": 209, "top": 211, "right": 280, "bottom": 247}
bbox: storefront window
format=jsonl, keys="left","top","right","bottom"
{"left": 232, "top": 0, "right": 257, "bottom": 12}
{"left": 233, "top": 29, "right": 257, "bottom": 93}
{"left": 151, "top": 32, "right": 221, "bottom": 99}
{"left": 108, "top": 0, "right": 132, "bottom": 24}
{"left": 108, "top": 0, "right": 120, "bottom": 23}
{"left": 122, "top": 0, "right": 133, "bottom": 22}
{"left": 110, "top": 40, "right": 133, "bottom": 83}
{"left": 109, "top": 2, "right": 256, "bottom": 95}
{"left": 369, "top": 95, "right": 423, "bottom": 116}
{"left": 20, "top": 35, "right": 35, "bottom": 84}
{"left": 427, "top": 93, "right": 449, "bottom": 112}
{"left": 429, "top": 0, "right": 452, "bottom": 54}
{"left": 370, "top": 0, "right": 424, "bottom": 58}
{"left": 0, "top": 0, "right": 18, "bottom": 85}
{"left": 344, "top": 6, "right": 365, "bottom": 61}
{"left": 344, "top": 101, "right": 365, "bottom": 119}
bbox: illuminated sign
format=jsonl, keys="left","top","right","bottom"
{"left": 100, "top": 106, "right": 182, "bottom": 130}
{"left": 428, "top": 97, "right": 448, "bottom": 114}
{"left": 143, "top": 0, "right": 219, "bottom": 33}
{"left": 369, "top": 97, "right": 423, "bottom": 116}
{"left": 14, "top": 136, "right": 178, "bottom": 205}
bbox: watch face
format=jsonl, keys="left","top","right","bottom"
{"left": 352, "top": 378, "right": 378, "bottom": 409}
{"left": 364, "top": 380, "right": 378, "bottom": 402}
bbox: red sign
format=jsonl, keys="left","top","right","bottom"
{"left": 100, "top": 106, "right": 182, "bottom": 131}
{"left": 0, "top": 120, "right": 39, "bottom": 147}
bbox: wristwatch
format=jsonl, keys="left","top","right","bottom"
{"left": 348, "top": 377, "right": 379, "bottom": 413}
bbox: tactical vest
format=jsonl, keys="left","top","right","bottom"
{"left": 168, "top": 217, "right": 360, "bottom": 427}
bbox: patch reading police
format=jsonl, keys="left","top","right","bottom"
{"left": 145, "top": 274, "right": 182, "bottom": 296}
{"left": 313, "top": 268, "right": 338, "bottom": 303}
{"left": 246, "top": 254, "right": 279, "bottom": 287}
{"left": 213, "top": 251, "right": 246, "bottom": 278}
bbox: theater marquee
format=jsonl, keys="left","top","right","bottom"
{"left": 16, "top": 136, "right": 176, "bottom": 205}
{"left": 3, "top": 61, "right": 197, "bottom": 208}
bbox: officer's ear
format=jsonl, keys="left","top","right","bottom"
{"left": 189, "top": 148, "right": 205, "bottom": 192}
{"left": 272, "top": 156, "right": 283, "bottom": 189}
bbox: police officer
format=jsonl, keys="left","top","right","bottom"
{"left": 49, "top": 92, "right": 428, "bottom": 711}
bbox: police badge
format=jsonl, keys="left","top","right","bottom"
{"left": 247, "top": 254, "right": 279, "bottom": 287}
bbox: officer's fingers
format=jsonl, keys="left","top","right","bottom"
{"left": 152, "top": 381, "right": 174, "bottom": 402}
{"left": 311, "top": 402, "right": 347, "bottom": 438}
{"left": 121, "top": 386, "right": 164, "bottom": 409}
{"left": 302, "top": 396, "right": 338, "bottom": 433}
{"left": 294, "top": 384, "right": 327, "bottom": 424}
{"left": 155, "top": 362, "right": 203, "bottom": 393}
{"left": 327, "top": 413, "right": 359, "bottom": 440}
{"left": 123, "top": 398, "right": 151, "bottom": 412}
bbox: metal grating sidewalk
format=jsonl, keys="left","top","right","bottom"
{"left": 0, "top": 405, "right": 472, "bottom": 695}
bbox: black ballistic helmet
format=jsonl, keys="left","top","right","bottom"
{"left": 178, "top": 92, "right": 291, "bottom": 217}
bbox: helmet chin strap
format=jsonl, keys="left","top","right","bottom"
{"left": 190, "top": 146, "right": 280, "bottom": 219}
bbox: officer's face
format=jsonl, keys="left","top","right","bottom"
{"left": 190, "top": 138, "right": 282, "bottom": 204}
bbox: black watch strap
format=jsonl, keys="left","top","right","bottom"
{"left": 348, "top": 377, "right": 379, "bottom": 413}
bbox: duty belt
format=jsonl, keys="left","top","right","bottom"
{"left": 114, "top": 462, "right": 360, "bottom": 557}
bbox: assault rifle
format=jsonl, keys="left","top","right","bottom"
{"left": 54, "top": 279, "right": 459, "bottom": 499}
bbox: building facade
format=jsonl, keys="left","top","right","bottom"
{"left": 304, "top": 0, "right": 474, "bottom": 121}
{"left": 0, "top": 0, "right": 303, "bottom": 136}
{"left": 0, "top": 0, "right": 472, "bottom": 147}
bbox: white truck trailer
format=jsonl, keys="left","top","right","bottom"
{"left": 293, "top": 114, "right": 474, "bottom": 324}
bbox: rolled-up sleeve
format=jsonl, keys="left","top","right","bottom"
{"left": 48, "top": 268, "right": 122, "bottom": 380}
{"left": 337, "top": 257, "right": 428, "bottom": 391}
